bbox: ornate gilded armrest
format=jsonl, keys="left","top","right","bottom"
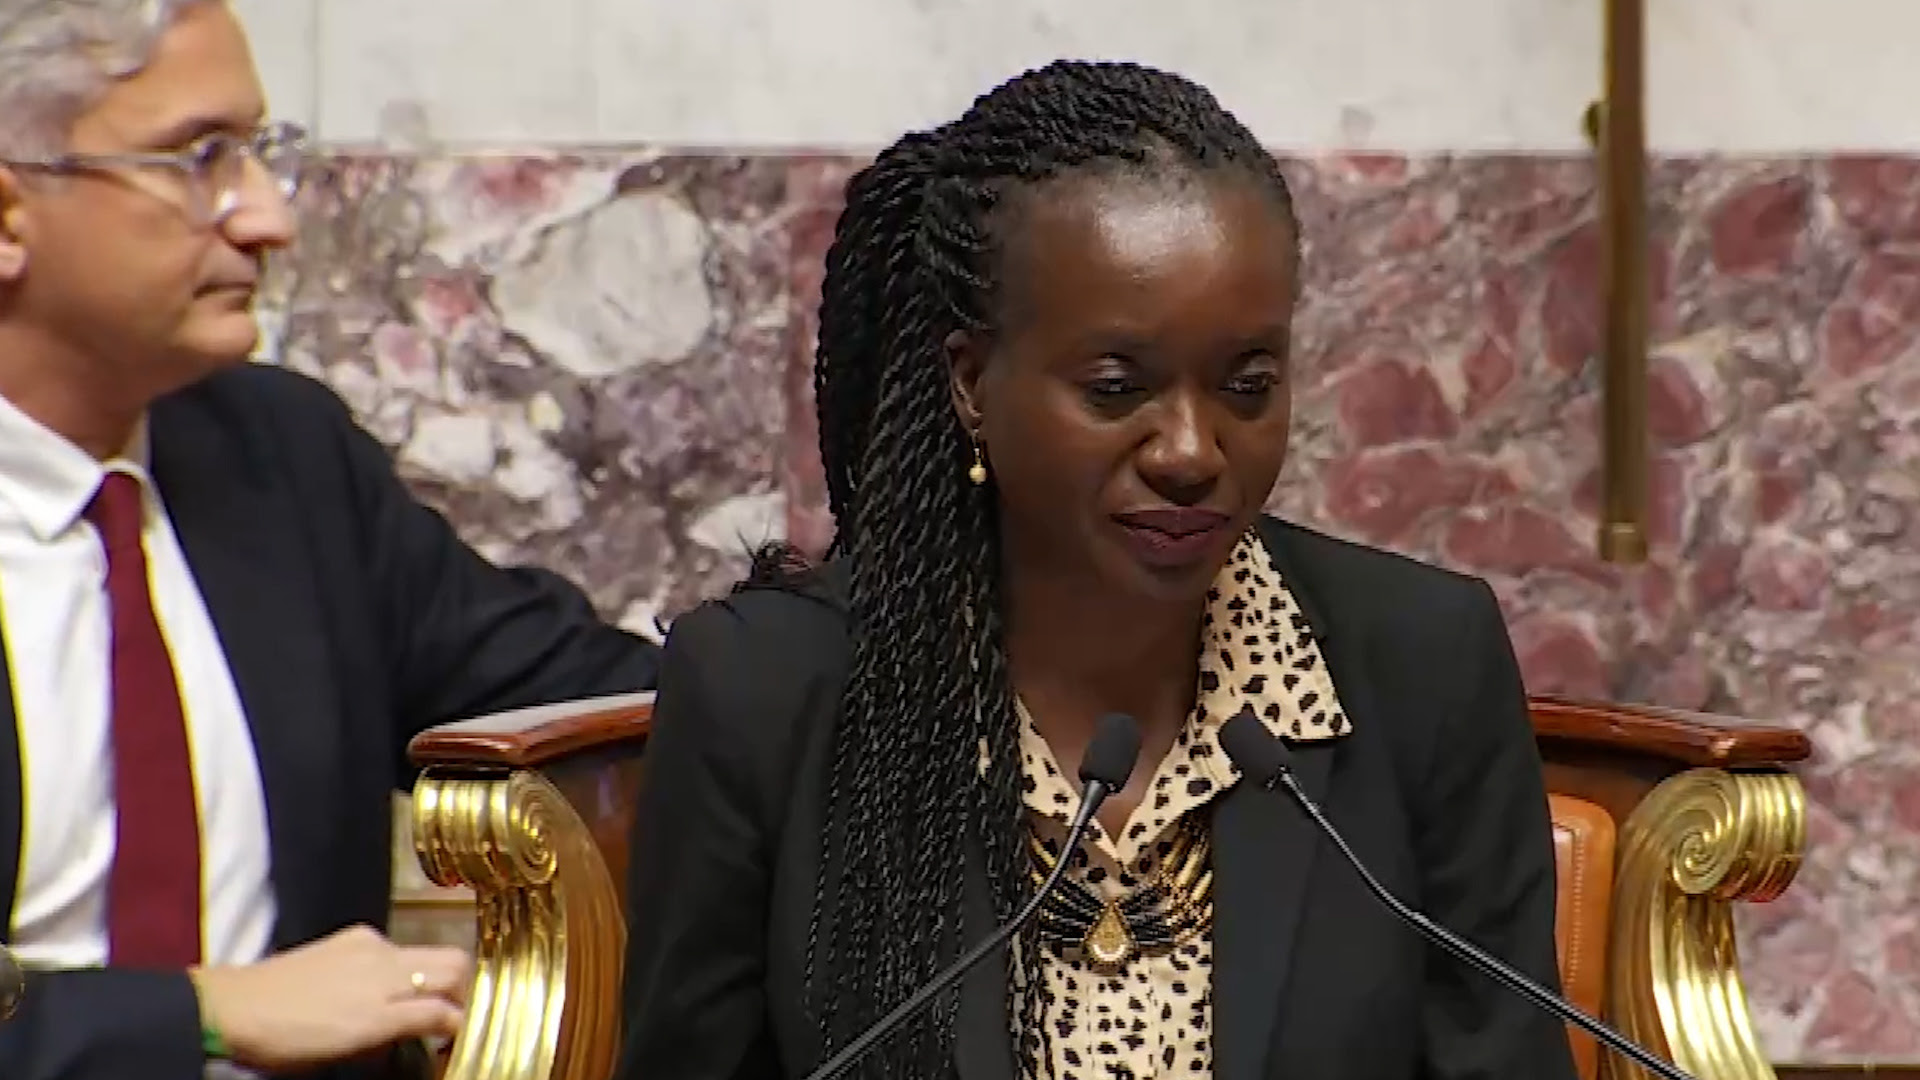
{"left": 1528, "top": 697, "right": 1811, "bottom": 1080}
{"left": 407, "top": 693, "right": 655, "bottom": 1080}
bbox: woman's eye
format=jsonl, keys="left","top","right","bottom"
{"left": 1088, "top": 377, "right": 1139, "bottom": 397}
{"left": 1226, "top": 371, "right": 1276, "bottom": 395}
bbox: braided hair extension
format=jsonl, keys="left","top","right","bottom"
{"left": 786, "top": 59, "right": 1300, "bottom": 1079}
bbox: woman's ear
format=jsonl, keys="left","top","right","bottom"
{"left": 945, "top": 328, "right": 986, "bottom": 432}
{"left": 0, "top": 170, "right": 30, "bottom": 282}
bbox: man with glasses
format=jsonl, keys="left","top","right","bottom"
{"left": 0, "top": 3, "right": 661, "bottom": 1079}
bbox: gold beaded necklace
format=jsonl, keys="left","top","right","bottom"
{"left": 1024, "top": 813, "right": 1215, "bottom": 969}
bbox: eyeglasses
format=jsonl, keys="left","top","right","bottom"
{"left": 0, "top": 121, "right": 310, "bottom": 226}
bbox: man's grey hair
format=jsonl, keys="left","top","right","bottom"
{"left": 0, "top": 0, "right": 214, "bottom": 159}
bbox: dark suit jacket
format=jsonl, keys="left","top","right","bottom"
{"left": 620, "top": 515, "right": 1579, "bottom": 1080}
{"left": 0, "top": 363, "right": 662, "bottom": 1080}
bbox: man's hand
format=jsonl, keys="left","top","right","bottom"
{"left": 189, "top": 925, "right": 473, "bottom": 1073}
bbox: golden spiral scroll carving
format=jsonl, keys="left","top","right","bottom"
{"left": 1605, "top": 768, "right": 1805, "bottom": 1080}
{"left": 414, "top": 770, "right": 626, "bottom": 1080}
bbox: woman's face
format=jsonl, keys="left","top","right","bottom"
{"left": 948, "top": 167, "right": 1298, "bottom": 605}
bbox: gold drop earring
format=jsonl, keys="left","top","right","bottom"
{"left": 968, "top": 437, "right": 988, "bottom": 485}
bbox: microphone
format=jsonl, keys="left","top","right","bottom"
{"left": 0, "top": 942, "right": 22, "bottom": 1021}
{"left": 802, "top": 712, "right": 1143, "bottom": 1080}
{"left": 1217, "top": 713, "right": 1694, "bottom": 1080}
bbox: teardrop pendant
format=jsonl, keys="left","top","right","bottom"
{"left": 1083, "top": 900, "right": 1136, "bottom": 966}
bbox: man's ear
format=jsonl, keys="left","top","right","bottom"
{"left": 0, "top": 169, "right": 30, "bottom": 281}
{"left": 945, "top": 328, "right": 987, "bottom": 433}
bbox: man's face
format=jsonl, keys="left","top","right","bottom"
{"left": 0, "top": 2, "right": 298, "bottom": 400}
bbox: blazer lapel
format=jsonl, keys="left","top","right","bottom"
{"left": 1211, "top": 516, "right": 1370, "bottom": 1080}
{"left": 1211, "top": 737, "right": 1334, "bottom": 1080}
{"left": 149, "top": 390, "right": 342, "bottom": 950}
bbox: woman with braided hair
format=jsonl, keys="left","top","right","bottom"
{"left": 618, "top": 60, "right": 1578, "bottom": 1080}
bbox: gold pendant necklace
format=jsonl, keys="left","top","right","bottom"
{"left": 1026, "top": 815, "right": 1214, "bottom": 969}
{"left": 1085, "top": 901, "right": 1137, "bottom": 965}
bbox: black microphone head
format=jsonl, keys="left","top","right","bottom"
{"left": 1220, "top": 710, "right": 1294, "bottom": 787}
{"left": 1080, "top": 713, "right": 1142, "bottom": 790}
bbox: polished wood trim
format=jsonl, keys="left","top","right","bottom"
{"left": 1530, "top": 696, "right": 1810, "bottom": 768}
{"left": 407, "top": 692, "right": 654, "bottom": 770}
{"left": 406, "top": 692, "right": 1809, "bottom": 776}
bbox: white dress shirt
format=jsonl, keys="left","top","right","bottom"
{"left": 0, "top": 392, "right": 277, "bottom": 972}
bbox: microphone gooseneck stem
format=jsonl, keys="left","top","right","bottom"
{"left": 1272, "top": 772, "right": 1694, "bottom": 1080}
{"left": 801, "top": 779, "right": 1114, "bottom": 1080}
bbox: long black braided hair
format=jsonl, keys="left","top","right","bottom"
{"left": 784, "top": 59, "right": 1300, "bottom": 1079}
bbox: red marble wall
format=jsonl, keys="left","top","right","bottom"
{"left": 282, "top": 151, "right": 1920, "bottom": 1062}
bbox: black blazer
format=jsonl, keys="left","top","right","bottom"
{"left": 620, "top": 515, "right": 1579, "bottom": 1080}
{"left": 0, "top": 364, "right": 662, "bottom": 1080}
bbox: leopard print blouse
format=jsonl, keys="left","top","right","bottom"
{"left": 1009, "top": 530, "right": 1353, "bottom": 1079}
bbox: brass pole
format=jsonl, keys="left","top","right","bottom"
{"left": 1595, "top": 0, "right": 1650, "bottom": 563}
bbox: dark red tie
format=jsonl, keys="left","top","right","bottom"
{"left": 87, "top": 471, "right": 203, "bottom": 968}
